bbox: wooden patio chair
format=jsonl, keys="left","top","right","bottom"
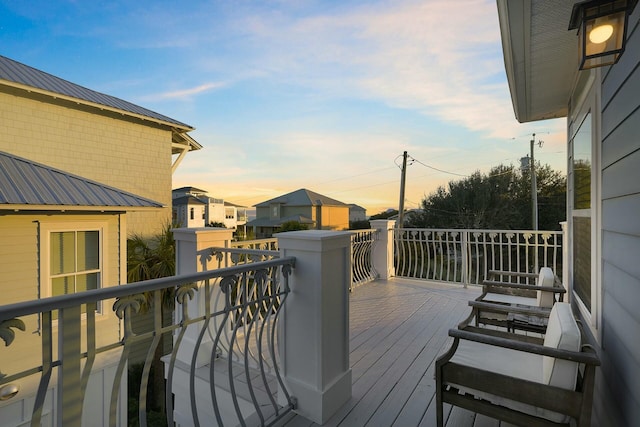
{"left": 435, "top": 302, "right": 600, "bottom": 427}
{"left": 470, "top": 267, "right": 566, "bottom": 333}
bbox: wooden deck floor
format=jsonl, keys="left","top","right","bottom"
{"left": 278, "top": 277, "right": 513, "bottom": 427}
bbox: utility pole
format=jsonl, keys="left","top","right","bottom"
{"left": 398, "top": 151, "right": 408, "bottom": 228}
{"left": 530, "top": 133, "right": 543, "bottom": 231}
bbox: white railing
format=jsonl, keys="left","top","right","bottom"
{"left": 211, "top": 246, "right": 280, "bottom": 269}
{"left": 394, "top": 228, "right": 563, "bottom": 286}
{"left": 0, "top": 257, "right": 296, "bottom": 427}
{"left": 230, "top": 235, "right": 379, "bottom": 291}
{"left": 231, "top": 238, "right": 278, "bottom": 251}
{"left": 350, "top": 229, "right": 378, "bottom": 290}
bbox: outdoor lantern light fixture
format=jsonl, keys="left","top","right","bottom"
{"left": 569, "top": 0, "right": 638, "bottom": 69}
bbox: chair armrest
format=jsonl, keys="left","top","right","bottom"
{"left": 448, "top": 328, "right": 600, "bottom": 366}
{"left": 482, "top": 280, "right": 567, "bottom": 294}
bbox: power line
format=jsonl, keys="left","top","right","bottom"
{"left": 407, "top": 155, "right": 469, "bottom": 177}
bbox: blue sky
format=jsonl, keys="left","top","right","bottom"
{"left": 0, "top": 0, "right": 565, "bottom": 214}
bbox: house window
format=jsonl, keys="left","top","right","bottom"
{"left": 190, "top": 207, "right": 195, "bottom": 220}
{"left": 571, "top": 113, "right": 592, "bottom": 310}
{"left": 568, "top": 75, "right": 600, "bottom": 333}
{"left": 46, "top": 227, "right": 103, "bottom": 319}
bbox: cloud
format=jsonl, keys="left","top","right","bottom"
{"left": 203, "top": 0, "right": 521, "bottom": 140}
{"left": 141, "top": 82, "right": 228, "bottom": 101}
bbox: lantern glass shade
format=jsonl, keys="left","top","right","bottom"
{"left": 581, "top": 9, "right": 626, "bottom": 68}
{"left": 570, "top": 0, "right": 637, "bottom": 69}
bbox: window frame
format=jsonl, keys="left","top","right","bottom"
{"left": 40, "top": 221, "right": 106, "bottom": 319}
{"left": 568, "top": 72, "right": 602, "bottom": 340}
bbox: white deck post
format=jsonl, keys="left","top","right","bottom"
{"left": 172, "top": 227, "right": 233, "bottom": 366}
{"left": 277, "top": 230, "right": 352, "bottom": 424}
{"left": 560, "top": 221, "right": 569, "bottom": 300}
{"left": 370, "top": 219, "right": 396, "bottom": 280}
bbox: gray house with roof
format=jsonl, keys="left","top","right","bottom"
{"left": 247, "top": 188, "right": 350, "bottom": 238}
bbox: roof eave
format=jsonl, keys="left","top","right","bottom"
{"left": 0, "top": 205, "right": 164, "bottom": 212}
{"left": 496, "top": 0, "right": 579, "bottom": 123}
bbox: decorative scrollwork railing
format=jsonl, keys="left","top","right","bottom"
{"left": 350, "top": 229, "right": 378, "bottom": 291}
{"left": 0, "top": 256, "right": 296, "bottom": 427}
{"left": 231, "top": 238, "right": 278, "bottom": 251}
{"left": 394, "top": 228, "right": 562, "bottom": 286}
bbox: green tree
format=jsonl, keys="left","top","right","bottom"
{"left": 207, "top": 221, "right": 226, "bottom": 228}
{"left": 415, "top": 163, "right": 566, "bottom": 230}
{"left": 279, "top": 221, "right": 310, "bottom": 232}
{"left": 126, "top": 223, "right": 176, "bottom": 427}
{"left": 349, "top": 220, "right": 371, "bottom": 230}
{"left": 369, "top": 209, "right": 398, "bottom": 220}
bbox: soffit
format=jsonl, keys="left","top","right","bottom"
{"left": 498, "top": 0, "right": 580, "bottom": 123}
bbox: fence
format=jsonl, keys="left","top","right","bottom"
{"left": 350, "top": 229, "right": 378, "bottom": 290}
{"left": 231, "top": 233, "right": 379, "bottom": 291}
{"left": 394, "top": 228, "right": 563, "bottom": 286}
{"left": 0, "top": 257, "right": 296, "bottom": 427}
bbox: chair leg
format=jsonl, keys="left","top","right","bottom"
{"left": 436, "top": 371, "right": 444, "bottom": 426}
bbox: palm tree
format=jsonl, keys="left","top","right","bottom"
{"left": 126, "top": 223, "right": 176, "bottom": 426}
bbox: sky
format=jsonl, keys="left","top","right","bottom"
{"left": 0, "top": 0, "right": 566, "bottom": 215}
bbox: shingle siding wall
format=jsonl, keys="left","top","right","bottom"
{"left": 0, "top": 91, "right": 172, "bottom": 237}
{"left": 0, "top": 213, "right": 122, "bottom": 375}
{"left": 594, "top": 8, "right": 640, "bottom": 426}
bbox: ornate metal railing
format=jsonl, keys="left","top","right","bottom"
{"left": 0, "top": 256, "right": 296, "bottom": 427}
{"left": 211, "top": 247, "right": 280, "bottom": 269}
{"left": 229, "top": 234, "right": 379, "bottom": 291}
{"left": 350, "top": 229, "right": 378, "bottom": 290}
{"left": 231, "top": 238, "right": 278, "bottom": 251}
{"left": 394, "top": 228, "right": 563, "bottom": 286}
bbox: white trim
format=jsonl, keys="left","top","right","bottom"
{"left": 568, "top": 70, "right": 602, "bottom": 342}
{"left": 39, "top": 220, "right": 109, "bottom": 320}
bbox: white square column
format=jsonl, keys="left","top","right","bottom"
{"left": 277, "top": 230, "right": 352, "bottom": 424}
{"left": 370, "top": 219, "right": 396, "bottom": 280}
{"left": 173, "top": 227, "right": 234, "bottom": 367}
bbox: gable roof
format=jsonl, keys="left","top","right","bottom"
{"left": 0, "top": 151, "right": 163, "bottom": 211}
{"left": 0, "top": 54, "right": 193, "bottom": 131}
{"left": 255, "top": 188, "right": 347, "bottom": 207}
{"left": 172, "top": 195, "right": 206, "bottom": 206}
{"left": 172, "top": 186, "right": 209, "bottom": 194}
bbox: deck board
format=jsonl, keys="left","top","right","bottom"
{"left": 282, "top": 277, "right": 496, "bottom": 427}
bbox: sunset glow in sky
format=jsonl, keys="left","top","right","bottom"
{"left": 1, "top": 0, "right": 566, "bottom": 214}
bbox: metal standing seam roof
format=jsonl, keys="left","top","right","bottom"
{"left": 255, "top": 188, "right": 348, "bottom": 207}
{"left": 0, "top": 151, "right": 164, "bottom": 210}
{"left": 0, "top": 54, "right": 192, "bottom": 130}
{"left": 172, "top": 195, "right": 206, "bottom": 206}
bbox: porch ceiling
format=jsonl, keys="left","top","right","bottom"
{"left": 497, "top": 0, "right": 580, "bottom": 123}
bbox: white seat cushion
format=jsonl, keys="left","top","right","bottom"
{"left": 536, "top": 267, "right": 556, "bottom": 308}
{"left": 543, "top": 302, "right": 581, "bottom": 388}
{"left": 447, "top": 302, "right": 580, "bottom": 423}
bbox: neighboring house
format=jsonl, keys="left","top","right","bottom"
{"left": 247, "top": 188, "right": 350, "bottom": 238}
{"left": 225, "top": 201, "right": 249, "bottom": 238}
{"left": 0, "top": 55, "right": 200, "bottom": 425}
{"left": 172, "top": 195, "right": 207, "bottom": 227}
{"left": 497, "top": 1, "right": 640, "bottom": 424}
{"left": 171, "top": 187, "right": 248, "bottom": 237}
{"left": 348, "top": 204, "right": 367, "bottom": 223}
